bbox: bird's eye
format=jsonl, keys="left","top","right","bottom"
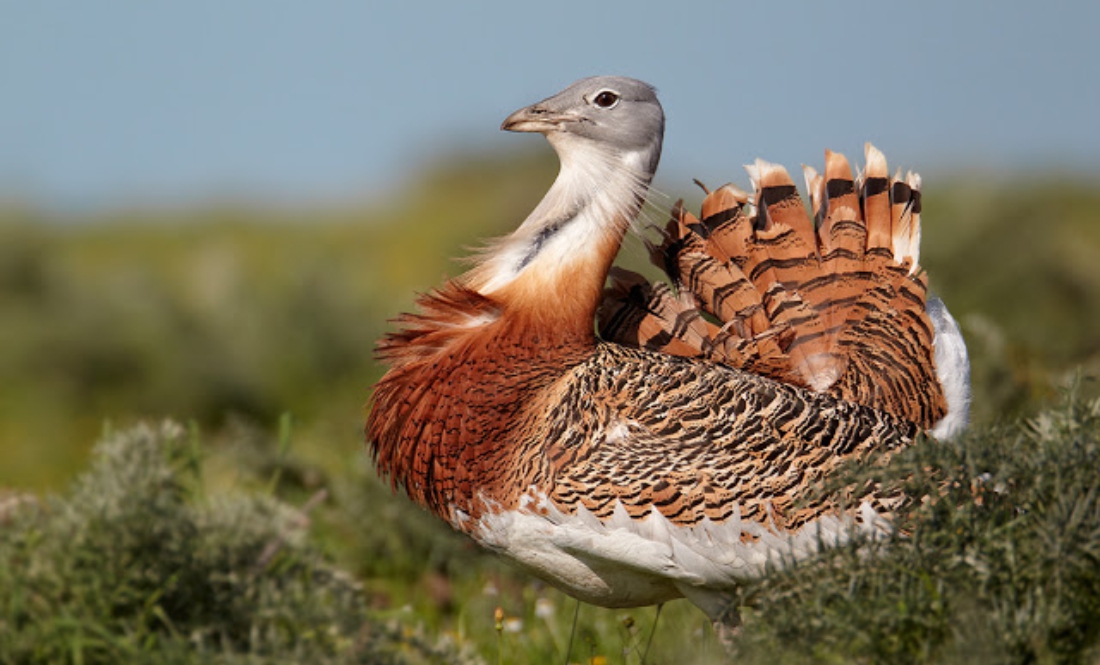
{"left": 593, "top": 90, "right": 620, "bottom": 109}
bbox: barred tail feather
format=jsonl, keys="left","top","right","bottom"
{"left": 600, "top": 145, "right": 952, "bottom": 430}
{"left": 749, "top": 159, "right": 844, "bottom": 390}
{"left": 600, "top": 267, "right": 715, "bottom": 358}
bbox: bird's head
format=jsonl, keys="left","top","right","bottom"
{"left": 502, "top": 76, "right": 664, "bottom": 174}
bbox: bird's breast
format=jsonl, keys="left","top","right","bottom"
{"left": 368, "top": 310, "right": 593, "bottom": 523}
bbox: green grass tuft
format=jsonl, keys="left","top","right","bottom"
{"left": 0, "top": 421, "right": 483, "bottom": 665}
{"left": 732, "top": 392, "right": 1100, "bottom": 664}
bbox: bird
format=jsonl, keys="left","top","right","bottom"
{"left": 366, "top": 75, "right": 971, "bottom": 640}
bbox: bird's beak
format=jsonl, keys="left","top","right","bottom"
{"left": 501, "top": 104, "right": 574, "bottom": 133}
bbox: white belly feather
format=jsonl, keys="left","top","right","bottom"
{"left": 471, "top": 491, "right": 892, "bottom": 619}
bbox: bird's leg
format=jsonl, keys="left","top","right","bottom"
{"left": 562, "top": 597, "right": 580, "bottom": 665}
{"left": 641, "top": 602, "right": 664, "bottom": 665}
{"left": 712, "top": 605, "right": 742, "bottom": 658}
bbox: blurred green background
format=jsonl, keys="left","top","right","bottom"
{"left": 0, "top": 151, "right": 560, "bottom": 490}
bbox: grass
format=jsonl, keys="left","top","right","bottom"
{"left": 1, "top": 150, "right": 1099, "bottom": 662}
{"left": 0, "top": 421, "right": 481, "bottom": 664}
{"left": 731, "top": 389, "right": 1100, "bottom": 663}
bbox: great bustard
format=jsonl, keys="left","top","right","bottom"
{"left": 367, "top": 75, "right": 970, "bottom": 637}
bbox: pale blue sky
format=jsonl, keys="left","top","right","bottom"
{"left": 3, "top": 1, "right": 1098, "bottom": 210}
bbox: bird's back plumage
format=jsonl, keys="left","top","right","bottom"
{"left": 366, "top": 76, "right": 969, "bottom": 630}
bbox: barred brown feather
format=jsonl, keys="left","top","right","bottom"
{"left": 600, "top": 145, "right": 948, "bottom": 429}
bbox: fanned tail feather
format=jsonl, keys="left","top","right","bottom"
{"left": 599, "top": 189, "right": 800, "bottom": 384}
{"left": 746, "top": 158, "right": 843, "bottom": 390}
{"left": 600, "top": 145, "right": 948, "bottom": 429}
{"left": 600, "top": 266, "right": 715, "bottom": 359}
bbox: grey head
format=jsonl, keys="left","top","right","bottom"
{"left": 502, "top": 76, "right": 664, "bottom": 174}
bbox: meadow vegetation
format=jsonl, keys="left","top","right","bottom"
{"left": 1, "top": 151, "right": 1098, "bottom": 663}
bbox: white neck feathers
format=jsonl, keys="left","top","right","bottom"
{"left": 468, "top": 138, "right": 656, "bottom": 296}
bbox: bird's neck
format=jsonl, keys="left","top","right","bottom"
{"left": 466, "top": 139, "right": 657, "bottom": 343}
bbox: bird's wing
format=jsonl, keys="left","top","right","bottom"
{"left": 509, "top": 345, "right": 907, "bottom": 588}
{"left": 543, "top": 344, "right": 910, "bottom": 529}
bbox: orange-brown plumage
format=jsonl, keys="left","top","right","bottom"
{"left": 366, "top": 76, "right": 970, "bottom": 633}
{"left": 370, "top": 279, "right": 597, "bottom": 521}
